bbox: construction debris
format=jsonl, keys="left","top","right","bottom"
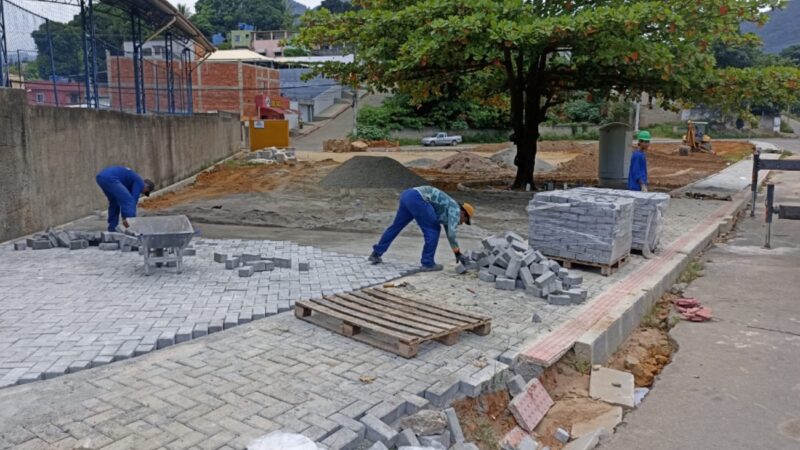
{"left": 528, "top": 190, "right": 633, "bottom": 266}
{"left": 507, "top": 378, "right": 554, "bottom": 432}
{"left": 462, "top": 232, "right": 588, "bottom": 305}
{"left": 570, "top": 406, "right": 622, "bottom": 439}
{"left": 589, "top": 367, "right": 635, "bottom": 408}
{"left": 247, "top": 148, "right": 297, "bottom": 165}
{"left": 672, "top": 297, "right": 713, "bottom": 322}
{"left": 17, "top": 229, "right": 139, "bottom": 252}
{"left": 323, "top": 138, "right": 351, "bottom": 153}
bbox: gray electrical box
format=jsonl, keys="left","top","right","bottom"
{"left": 598, "top": 122, "right": 633, "bottom": 189}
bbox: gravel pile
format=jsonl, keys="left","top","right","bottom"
{"left": 320, "top": 156, "right": 427, "bottom": 189}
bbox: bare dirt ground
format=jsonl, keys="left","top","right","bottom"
{"left": 453, "top": 390, "right": 518, "bottom": 450}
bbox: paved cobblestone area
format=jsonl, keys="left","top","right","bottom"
{"left": 0, "top": 198, "right": 720, "bottom": 449}
{"left": 0, "top": 240, "right": 416, "bottom": 388}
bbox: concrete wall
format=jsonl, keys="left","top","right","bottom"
{"left": 0, "top": 88, "right": 241, "bottom": 242}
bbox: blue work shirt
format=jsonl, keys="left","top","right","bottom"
{"left": 97, "top": 166, "right": 145, "bottom": 218}
{"left": 414, "top": 186, "right": 462, "bottom": 251}
{"left": 627, "top": 150, "right": 648, "bottom": 191}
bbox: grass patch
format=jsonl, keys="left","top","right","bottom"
{"left": 562, "top": 351, "right": 592, "bottom": 375}
{"left": 647, "top": 122, "right": 686, "bottom": 139}
{"left": 539, "top": 130, "right": 599, "bottom": 141}
{"left": 222, "top": 159, "right": 260, "bottom": 168}
{"left": 679, "top": 260, "right": 705, "bottom": 284}
{"left": 779, "top": 149, "right": 794, "bottom": 159}
{"left": 397, "top": 137, "right": 421, "bottom": 146}
{"left": 469, "top": 418, "right": 501, "bottom": 450}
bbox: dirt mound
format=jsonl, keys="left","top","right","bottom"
{"left": 490, "top": 148, "right": 555, "bottom": 173}
{"left": 404, "top": 158, "right": 438, "bottom": 168}
{"left": 320, "top": 156, "right": 427, "bottom": 189}
{"left": 430, "top": 152, "right": 504, "bottom": 173}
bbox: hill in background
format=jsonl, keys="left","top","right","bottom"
{"left": 741, "top": 0, "right": 800, "bottom": 53}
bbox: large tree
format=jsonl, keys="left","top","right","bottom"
{"left": 298, "top": 0, "right": 800, "bottom": 188}
{"left": 192, "top": 0, "right": 292, "bottom": 37}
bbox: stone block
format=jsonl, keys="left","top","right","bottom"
{"left": 99, "top": 242, "right": 119, "bottom": 251}
{"left": 251, "top": 261, "right": 267, "bottom": 272}
{"left": 13, "top": 241, "right": 26, "bottom": 251}
{"left": 367, "top": 443, "right": 388, "bottom": 450}
{"left": 529, "top": 263, "right": 547, "bottom": 276}
{"left": 400, "top": 410, "right": 447, "bottom": 436}
{"left": 455, "top": 263, "right": 468, "bottom": 275}
{"left": 519, "top": 267, "right": 535, "bottom": 289}
{"left": 525, "top": 286, "right": 543, "bottom": 298}
{"left": 505, "top": 257, "right": 522, "bottom": 279}
{"left": 534, "top": 271, "right": 555, "bottom": 288}
{"left": 397, "top": 429, "right": 420, "bottom": 447}
{"left": 496, "top": 277, "right": 516, "bottom": 291}
{"left": 224, "top": 258, "right": 240, "bottom": 269}
{"left": 241, "top": 253, "right": 261, "bottom": 262}
{"left": 444, "top": 407, "right": 465, "bottom": 444}
{"left": 298, "top": 261, "right": 310, "bottom": 271}
{"left": 478, "top": 270, "right": 496, "bottom": 283}
{"left": 420, "top": 432, "right": 450, "bottom": 449}
{"left": 508, "top": 379, "right": 554, "bottom": 432}
{"left": 272, "top": 257, "right": 291, "bottom": 268}
{"left": 547, "top": 294, "right": 571, "bottom": 306}
{"left": 321, "top": 427, "right": 360, "bottom": 450}
{"left": 425, "top": 379, "right": 461, "bottom": 407}
{"left": 239, "top": 266, "right": 255, "bottom": 277}
{"left": 488, "top": 265, "right": 507, "bottom": 277}
{"left": 213, "top": 252, "right": 227, "bottom": 263}
{"left": 181, "top": 248, "right": 196, "bottom": 256}
{"left": 31, "top": 240, "right": 52, "bottom": 250}
{"left": 589, "top": 367, "right": 634, "bottom": 408}
{"left": 565, "top": 274, "right": 583, "bottom": 285}
{"left": 360, "top": 414, "right": 397, "bottom": 447}
{"left": 506, "top": 374, "right": 526, "bottom": 397}
{"left": 554, "top": 427, "right": 570, "bottom": 443}
{"left": 567, "top": 289, "right": 587, "bottom": 304}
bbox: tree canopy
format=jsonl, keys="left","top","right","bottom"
{"left": 192, "top": 0, "right": 292, "bottom": 37}
{"left": 297, "top": 0, "right": 800, "bottom": 187}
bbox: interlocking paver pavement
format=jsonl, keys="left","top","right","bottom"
{"left": 0, "top": 239, "right": 416, "bottom": 387}
{"left": 0, "top": 198, "right": 720, "bottom": 449}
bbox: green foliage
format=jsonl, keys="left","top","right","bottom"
{"left": 780, "top": 45, "right": 800, "bottom": 66}
{"left": 193, "top": 0, "right": 291, "bottom": 37}
{"left": 563, "top": 99, "right": 602, "bottom": 124}
{"left": 462, "top": 131, "right": 509, "bottom": 144}
{"left": 539, "top": 130, "right": 599, "bottom": 141}
{"left": 283, "top": 47, "right": 310, "bottom": 57}
{"left": 647, "top": 122, "right": 686, "bottom": 139}
{"left": 712, "top": 41, "right": 794, "bottom": 69}
{"left": 780, "top": 120, "right": 794, "bottom": 134}
{"left": 353, "top": 125, "right": 390, "bottom": 141}
{"left": 319, "top": 0, "right": 358, "bottom": 14}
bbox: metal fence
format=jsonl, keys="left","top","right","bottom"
{"left": 0, "top": 0, "right": 208, "bottom": 115}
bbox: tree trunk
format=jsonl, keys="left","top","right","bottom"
{"left": 512, "top": 127, "right": 540, "bottom": 189}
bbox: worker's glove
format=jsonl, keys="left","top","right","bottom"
{"left": 641, "top": 185, "right": 648, "bottom": 192}
{"left": 454, "top": 251, "right": 469, "bottom": 265}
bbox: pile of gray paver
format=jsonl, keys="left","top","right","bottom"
{"left": 247, "top": 147, "right": 297, "bottom": 165}
{"left": 13, "top": 229, "right": 142, "bottom": 252}
{"left": 459, "top": 231, "right": 587, "bottom": 306}
{"left": 528, "top": 190, "right": 634, "bottom": 265}
{"left": 362, "top": 407, "right": 478, "bottom": 450}
{"left": 570, "top": 187, "right": 670, "bottom": 253}
{"left": 213, "top": 250, "right": 310, "bottom": 277}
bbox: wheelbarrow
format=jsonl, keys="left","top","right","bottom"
{"left": 128, "top": 215, "right": 195, "bottom": 275}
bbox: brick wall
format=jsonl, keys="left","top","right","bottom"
{"left": 106, "top": 54, "right": 279, "bottom": 117}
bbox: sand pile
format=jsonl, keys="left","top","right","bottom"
{"left": 320, "top": 156, "right": 427, "bottom": 189}
{"left": 430, "top": 152, "right": 504, "bottom": 173}
{"left": 490, "top": 147, "right": 555, "bottom": 173}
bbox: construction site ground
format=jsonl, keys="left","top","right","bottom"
{"left": 0, "top": 141, "right": 772, "bottom": 450}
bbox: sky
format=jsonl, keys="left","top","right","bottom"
{"left": 168, "top": 0, "right": 323, "bottom": 15}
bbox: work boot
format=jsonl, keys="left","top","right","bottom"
{"left": 368, "top": 252, "right": 383, "bottom": 264}
{"left": 418, "top": 263, "right": 443, "bottom": 272}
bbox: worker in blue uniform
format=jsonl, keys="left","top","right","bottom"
{"left": 95, "top": 166, "right": 155, "bottom": 232}
{"left": 628, "top": 130, "right": 650, "bottom": 192}
{"left": 369, "top": 186, "right": 475, "bottom": 272}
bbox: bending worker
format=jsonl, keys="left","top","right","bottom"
{"left": 369, "top": 185, "right": 474, "bottom": 272}
{"left": 628, "top": 130, "right": 650, "bottom": 192}
{"left": 95, "top": 166, "right": 155, "bottom": 232}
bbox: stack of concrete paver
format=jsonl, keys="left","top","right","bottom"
{"left": 528, "top": 190, "right": 634, "bottom": 266}
{"left": 461, "top": 231, "right": 588, "bottom": 305}
{"left": 247, "top": 148, "right": 297, "bottom": 165}
{"left": 13, "top": 229, "right": 140, "bottom": 252}
{"left": 571, "top": 187, "right": 670, "bottom": 253}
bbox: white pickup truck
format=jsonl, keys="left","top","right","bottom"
{"left": 421, "top": 132, "right": 463, "bottom": 146}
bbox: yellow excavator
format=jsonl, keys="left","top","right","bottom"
{"left": 681, "top": 121, "right": 713, "bottom": 154}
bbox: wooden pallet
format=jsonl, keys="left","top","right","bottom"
{"left": 294, "top": 288, "right": 492, "bottom": 358}
{"left": 549, "top": 254, "right": 630, "bottom": 276}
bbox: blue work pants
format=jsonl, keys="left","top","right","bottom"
{"left": 373, "top": 189, "right": 441, "bottom": 267}
{"left": 96, "top": 174, "right": 135, "bottom": 232}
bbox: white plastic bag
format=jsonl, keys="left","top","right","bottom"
{"left": 247, "top": 431, "right": 321, "bottom": 450}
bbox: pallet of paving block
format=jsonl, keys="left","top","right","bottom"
{"left": 548, "top": 253, "right": 630, "bottom": 276}
{"left": 294, "top": 288, "right": 491, "bottom": 358}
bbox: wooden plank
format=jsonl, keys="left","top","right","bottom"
{"left": 310, "top": 297, "right": 431, "bottom": 338}
{"left": 324, "top": 294, "right": 445, "bottom": 334}
{"left": 368, "top": 288, "right": 489, "bottom": 322}
{"left": 437, "top": 332, "right": 459, "bottom": 346}
{"left": 342, "top": 292, "right": 460, "bottom": 330}
{"left": 299, "top": 312, "right": 418, "bottom": 358}
{"left": 348, "top": 291, "right": 467, "bottom": 327}
{"left": 297, "top": 299, "right": 420, "bottom": 342}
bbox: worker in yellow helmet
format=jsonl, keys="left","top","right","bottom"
{"left": 369, "top": 186, "right": 474, "bottom": 272}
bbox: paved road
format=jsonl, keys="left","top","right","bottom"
{"left": 294, "top": 93, "right": 390, "bottom": 152}
{"left": 604, "top": 164, "right": 800, "bottom": 449}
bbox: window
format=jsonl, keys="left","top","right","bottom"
{"left": 35, "top": 93, "right": 45, "bottom": 104}
{"left": 69, "top": 94, "right": 79, "bottom": 104}
{"left": 235, "top": 35, "right": 241, "bottom": 42}
{"left": 142, "top": 48, "right": 152, "bottom": 56}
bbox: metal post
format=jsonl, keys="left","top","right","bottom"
{"left": 88, "top": 0, "right": 99, "bottom": 108}
{"left": 183, "top": 48, "right": 192, "bottom": 115}
{"left": 0, "top": 0, "right": 9, "bottom": 88}
{"left": 116, "top": 56, "right": 122, "bottom": 111}
{"left": 164, "top": 32, "right": 175, "bottom": 114}
{"left": 130, "top": 11, "right": 145, "bottom": 114}
{"left": 764, "top": 183, "right": 774, "bottom": 249}
{"left": 16, "top": 49, "right": 21, "bottom": 85}
{"left": 80, "top": 0, "right": 91, "bottom": 106}
{"left": 154, "top": 63, "right": 160, "bottom": 112}
{"left": 46, "top": 20, "right": 59, "bottom": 106}
{"left": 751, "top": 149, "right": 760, "bottom": 217}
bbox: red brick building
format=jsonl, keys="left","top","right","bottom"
{"left": 25, "top": 80, "right": 85, "bottom": 107}
{"left": 106, "top": 49, "right": 280, "bottom": 117}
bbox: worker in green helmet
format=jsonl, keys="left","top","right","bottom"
{"left": 628, "top": 130, "right": 650, "bottom": 192}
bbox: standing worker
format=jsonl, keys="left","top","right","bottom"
{"left": 628, "top": 130, "right": 650, "bottom": 192}
{"left": 369, "top": 186, "right": 474, "bottom": 272}
{"left": 95, "top": 166, "right": 155, "bottom": 232}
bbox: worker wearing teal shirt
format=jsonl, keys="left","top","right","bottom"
{"left": 369, "top": 186, "right": 474, "bottom": 271}
{"left": 628, "top": 130, "right": 650, "bottom": 191}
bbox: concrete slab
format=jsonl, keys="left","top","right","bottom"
{"left": 508, "top": 379, "right": 554, "bottom": 432}
{"left": 570, "top": 406, "right": 622, "bottom": 438}
{"left": 589, "top": 367, "right": 634, "bottom": 408}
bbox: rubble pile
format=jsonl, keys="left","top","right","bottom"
{"left": 528, "top": 190, "right": 634, "bottom": 265}
{"left": 246, "top": 147, "right": 298, "bottom": 165}
{"left": 571, "top": 187, "right": 670, "bottom": 253}
{"left": 14, "top": 229, "right": 141, "bottom": 252}
{"left": 460, "top": 231, "right": 588, "bottom": 306}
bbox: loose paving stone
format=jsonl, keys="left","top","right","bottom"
{"left": 589, "top": 367, "right": 635, "bottom": 408}
{"left": 508, "top": 379, "right": 554, "bottom": 432}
